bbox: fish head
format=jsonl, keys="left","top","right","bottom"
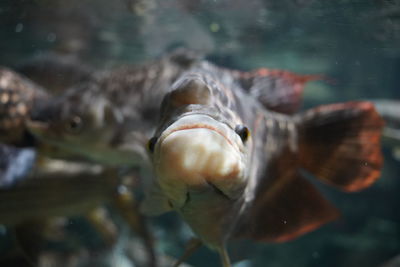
{"left": 27, "top": 83, "right": 146, "bottom": 165}
{"left": 148, "top": 73, "right": 252, "bottom": 209}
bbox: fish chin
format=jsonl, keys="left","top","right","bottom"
{"left": 155, "top": 127, "right": 246, "bottom": 208}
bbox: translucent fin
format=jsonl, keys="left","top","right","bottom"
{"left": 140, "top": 181, "right": 173, "bottom": 216}
{"left": 297, "top": 101, "right": 384, "bottom": 192}
{"left": 218, "top": 246, "right": 232, "bottom": 267}
{"left": 113, "top": 186, "right": 157, "bottom": 267}
{"left": 16, "top": 52, "right": 93, "bottom": 94}
{"left": 237, "top": 168, "right": 339, "bottom": 242}
{"left": 238, "top": 68, "right": 322, "bottom": 114}
{"left": 173, "top": 238, "right": 202, "bottom": 267}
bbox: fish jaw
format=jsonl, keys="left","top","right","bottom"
{"left": 153, "top": 114, "right": 247, "bottom": 209}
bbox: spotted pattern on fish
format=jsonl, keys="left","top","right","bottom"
{"left": 0, "top": 68, "right": 48, "bottom": 145}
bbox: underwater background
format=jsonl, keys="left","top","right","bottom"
{"left": 0, "top": 0, "right": 399, "bottom": 266}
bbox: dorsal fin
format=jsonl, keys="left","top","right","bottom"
{"left": 297, "top": 101, "right": 384, "bottom": 192}
{"left": 237, "top": 68, "right": 322, "bottom": 114}
{"left": 16, "top": 53, "right": 93, "bottom": 95}
{"left": 236, "top": 150, "right": 339, "bottom": 242}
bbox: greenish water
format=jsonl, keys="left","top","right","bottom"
{"left": 0, "top": 1, "right": 399, "bottom": 266}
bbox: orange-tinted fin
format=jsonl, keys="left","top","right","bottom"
{"left": 237, "top": 169, "right": 339, "bottom": 242}
{"left": 297, "top": 101, "right": 384, "bottom": 192}
{"left": 238, "top": 68, "right": 323, "bottom": 114}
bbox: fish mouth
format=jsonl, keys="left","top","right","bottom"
{"left": 26, "top": 119, "right": 49, "bottom": 131}
{"left": 157, "top": 114, "right": 243, "bottom": 153}
{"left": 153, "top": 114, "right": 246, "bottom": 208}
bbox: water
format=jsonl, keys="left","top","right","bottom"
{"left": 0, "top": 1, "right": 399, "bottom": 266}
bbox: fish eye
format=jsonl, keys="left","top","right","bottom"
{"left": 65, "top": 115, "right": 83, "bottom": 134}
{"left": 147, "top": 137, "right": 158, "bottom": 153}
{"left": 235, "top": 125, "right": 250, "bottom": 143}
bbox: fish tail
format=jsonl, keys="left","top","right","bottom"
{"left": 296, "top": 101, "right": 384, "bottom": 192}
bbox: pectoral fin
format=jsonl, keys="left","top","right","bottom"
{"left": 237, "top": 169, "right": 339, "bottom": 242}
{"left": 173, "top": 238, "right": 203, "bottom": 267}
{"left": 140, "top": 181, "right": 173, "bottom": 216}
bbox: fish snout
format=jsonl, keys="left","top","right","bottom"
{"left": 154, "top": 128, "right": 245, "bottom": 207}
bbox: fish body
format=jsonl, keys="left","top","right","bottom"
{"left": 144, "top": 64, "right": 384, "bottom": 265}
{"left": 27, "top": 50, "right": 316, "bottom": 168}
{"left": 0, "top": 164, "right": 115, "bottom": 226}
{"left": 21, "top": 50, "right": 384, "bottom": 266}
{"left": 27, "top": 50, "right": 199, "bottom": 166}
{"left": 146, "top": 68, "right": 260, "bottom": 247}
{"left": 0, "top": 67, "right": 49, "bottom": 146}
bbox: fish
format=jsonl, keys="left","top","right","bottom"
{"left": 0, "top": 161, "right": 122, "bottom": 266}
{"left": 0, "top": 161, "right": 115, "bottom": 226}
{"left": 23, "top": 50, "right": 383, "bottom": 266}
{"left": 26, "top": 50, "right": 318, "bottom": 167}
{"left": 26, "top": 50, "right": 196, "bottom": 166}
{"left": 0, "top": 67, "right": 49, "bottom": 146}
{"left": 0, "top": 64, "right": 158, "bottom": 266}
{"left": 0, "top": 51, "right": 201, "bottom": 267}
{"left": 16, "top": 52, "right": 93, "bottom": 95}
{"left": 142, "top": 65, "right": 384, "bottom": 266}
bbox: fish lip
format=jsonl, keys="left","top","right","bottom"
{"left": 167, "top": 124, "right": 235, "bottom": 148}
{"left": 156, "top": 114, "right": 242, "bottom": 154}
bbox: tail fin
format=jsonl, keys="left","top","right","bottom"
{"left": 297, "top": 101, "right": 384, "bottom": 192}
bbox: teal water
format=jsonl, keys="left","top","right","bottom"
{"left": 0, "top": 1, "right": 399, "bottom": 266}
